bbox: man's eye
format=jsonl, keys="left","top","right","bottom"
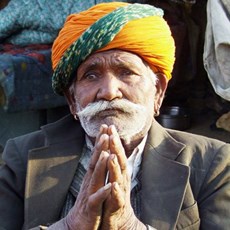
{"left": 120, "top": 69, "right": 133, "bottom": 77}
{"left": 82, "top": 73, "right": 98, "bottom": 81}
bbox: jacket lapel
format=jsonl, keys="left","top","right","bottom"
{"left": 141, "top": 121, "right": 190, "bottom": 230}
{"left": 24, "top": 116, "right": 85, "bottom": 228}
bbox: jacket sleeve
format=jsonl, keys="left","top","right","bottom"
{"left": 0, "top": 139, "right": 26, "bottom": 230}
{"left": 199, "top": 143, "right": 230, "bottom": 229}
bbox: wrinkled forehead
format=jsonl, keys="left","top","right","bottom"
{"left": 78, "top": 49, "right": 149, "bottom": 70}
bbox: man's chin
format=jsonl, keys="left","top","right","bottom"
{"left": 80, "top": 116, "right": 122, "bottom": 134}
{"left": 98, "top": 115, "right": 136, "bottom": 130}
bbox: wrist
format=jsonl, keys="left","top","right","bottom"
{"left": 120, "top": 212, "right": 146, "bottom": 230}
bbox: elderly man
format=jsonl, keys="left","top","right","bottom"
{"left": 0, "top": 2, "right": 229, "bottom": 230}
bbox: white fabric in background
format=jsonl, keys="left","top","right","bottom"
{"left": 203, "top": 0, "right": 230, "bottom": 101}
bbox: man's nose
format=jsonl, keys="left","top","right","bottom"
{"left": 96, "top": 75, "right": 123, "bottom": 101}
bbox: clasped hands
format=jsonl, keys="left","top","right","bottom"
{"left": 64, "top": 124, "right": 146, "bottom": 230}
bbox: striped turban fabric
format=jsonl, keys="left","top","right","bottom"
{"left": 52, "top": 2, "right": 175, "bottom": 95}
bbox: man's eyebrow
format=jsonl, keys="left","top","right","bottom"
{"left": 79, "top": 61, "right": 103, "bottom": 73}
{"left": 79, "top": 57, "right": 141, "bottom": 73}
{"left": 113, "top": 58, "right": 140, "bottom": 70}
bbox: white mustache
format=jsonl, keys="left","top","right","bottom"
{"left": 77, "top": 99, "right": 146, "bottom": 118}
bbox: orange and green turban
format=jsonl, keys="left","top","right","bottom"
{"left": 52, "top": 2, "right": 175, "bottom": 95}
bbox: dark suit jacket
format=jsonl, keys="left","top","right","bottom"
{"left": 0, "top": 115, "right": 229, "bottom": 230}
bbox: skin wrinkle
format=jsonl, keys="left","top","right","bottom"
{"left": 67, "top": 50, "right": 161, "bottom": 146}
{"left": 76, "top": 50, "right": 158, "bottom": 85}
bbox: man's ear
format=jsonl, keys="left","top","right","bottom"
{"left": 64, "top": 89, "right": 78, "bottom": 116}
{"left": 154, "top": 73, "right": 168, "bottom": 115}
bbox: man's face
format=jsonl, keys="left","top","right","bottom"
{"left": 67, "top": 50, "right": 166, "bottom": 141}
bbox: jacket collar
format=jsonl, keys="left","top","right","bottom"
{"left": 41, "top": 114, "right": 84, "bottom": 146}
{"left": 141, "top": 120, "right": 190, "bottom": 229}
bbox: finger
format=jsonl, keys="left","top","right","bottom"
{"left": 83, "top": 133, "right": 109, "bottom": 188}
{"left": 108, "top": 125, "right": 127, "bottom": 172}
{"left": 95, "top": 124, "right": 109, "bottom": 144}
{"left": 107, "top": 154, "right": 122, "bottom": 184}
{"left": 89, "top": 151, "right": 110, "bottom": 193}
{"left": 88, "top": 182, "right": 112, "bottom": 214}
{"left": 89, "top": 133, "right": 110, "bottom": 172}
{"left": 105, "top": 182, "right": 124, "bottom": 213}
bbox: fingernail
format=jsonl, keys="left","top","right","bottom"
{"left": 100, "top": 151, "right": 109, "bottom": 159}
{"left": 111, "top": 154, "right": 117, "bottom": 163}
{"left": 113, "top": 182, "right": 119, "bottom": 191}
{"left": 102, "top": 124, "right": 108, "bottom": 131}
{"left": 99, "top": 151, "right": 105, "bottom": 160}
{"left": 101, "top": 133, "right": 108, "bottom": 142}
{"left": 111, "top": 125, "right": 116, "bottom": 133}
{"left": 104, "top": 182, "right": 111, "bottom": 190}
